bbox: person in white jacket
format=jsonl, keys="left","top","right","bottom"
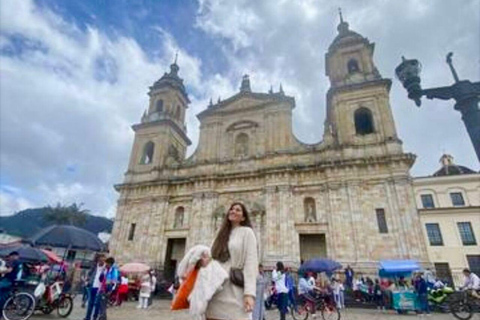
{"left": 272, "top": 261, "right": 289, "bottom": 320}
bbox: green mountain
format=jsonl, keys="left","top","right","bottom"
{"left": 0, "top": 207, "right": 113, "bottom": 238}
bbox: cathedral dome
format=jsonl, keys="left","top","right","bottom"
{"left": 150, "top": 58, "right": 190, "bottom": 102}
{"left": 328, "top": 20, "right": 369, "bottom": 52}
{"left": 432, "top": 154, "right": 477, "bottom": 177}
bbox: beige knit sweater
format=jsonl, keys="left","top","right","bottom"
{"left": 205, "top": 226, "right": 258, "bottom": 320}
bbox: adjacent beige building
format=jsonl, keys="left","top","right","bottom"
{"left": 414, "top": 154, "right": 479, "bottom": 286}
{"left": 110, "top": 18, "right": 430, "bottom": 280}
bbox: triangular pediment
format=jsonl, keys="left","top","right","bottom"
{"left": 197, "top": 91, "right": 294, "bottom": 120}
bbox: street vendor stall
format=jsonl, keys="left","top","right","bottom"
{"left": 378, "top": 260, "right": 420, "bottom": 313}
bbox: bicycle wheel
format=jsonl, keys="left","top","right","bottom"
{"left": 291, "top": 303, "right": 310, "bottom": 320}
{"left": 450, "top": 301, "right": 473, "bottom": 320}
{"left": 57, "top": 295, "right": 73, "bottom": 318}
{"left": 321, "top": 304, "right": 341, "bottom": 320}
{"left": 2, "top": 292, "right": 35, "bottom": 320}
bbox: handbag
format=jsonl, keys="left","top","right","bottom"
{"left": 230, "top": 268, "right": 244, "bottom": 288}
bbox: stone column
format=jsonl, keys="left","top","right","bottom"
{"left": 188, "top": 192, "right": 204, "bottom": 248}
{"left": 263, "top": 185, "right": 278, "bottom": 267}
{"left": 109, "top": 198, "right": 127, "bottom": 260}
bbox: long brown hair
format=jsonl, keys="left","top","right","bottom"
{"left": 211, "top": 202, "right": 253, "bottom": 262}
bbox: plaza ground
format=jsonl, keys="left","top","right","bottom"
{"left": 29, "top": 296, "right": 460, "bottom": 320}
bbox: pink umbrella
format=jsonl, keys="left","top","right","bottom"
{"left": 119, "top": 262, "right": 150, "bottom": 273}
{"left": 40, "top": 249, "right": 62, "bottom": 263}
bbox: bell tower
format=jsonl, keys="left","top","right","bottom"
{"left": 126, "top": 57, "right": 191, "bottom": 176}
{"left": 324, "top": 11, "right": 402, "bottom": 153}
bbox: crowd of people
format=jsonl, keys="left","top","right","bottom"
{"left": 171, "top": 202, "right": 480, "bottom": 320}
{"left": 80, "top": 253, "right": 158, "bottom": 320}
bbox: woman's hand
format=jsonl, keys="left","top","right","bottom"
{"left": 200, "top": 252, "right": 211, "bottom": 267}
{"left": 244, "top": 295, "right": 255, "bottom": 313}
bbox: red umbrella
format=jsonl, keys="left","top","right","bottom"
{"left": 40, "top": 249, "right": 62, "bottom": 263}
{"left": 120, "top": 262, "right": 150, "bottom": 273}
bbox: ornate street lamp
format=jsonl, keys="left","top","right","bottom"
{"left": 395, "top": 53, "right": 480, "bottom": 162}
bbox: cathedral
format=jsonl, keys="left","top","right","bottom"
{"left": 109, "top": 17, "right": 429, "bottom": 280}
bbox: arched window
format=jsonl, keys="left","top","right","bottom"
{"left": 175, "top": 106, "right": 181, "bottom": 119}
{"left": 348, "top": 59, "right": 360, "bottom": 74}
{"left": 304, "top": 197, "right": 316, "bottom": 222}
{"left": 235, "top": 133, "right": 249, "bottom": 157}
{"left": 156, "top": 99, "right": 164, "bottom": 113}
{"left": 174, "top": 207, "right": 184, "bottom": 228}
{"left": 140, "top": 141, "right": 154, "bottom": 164}
{"left": 354, "top": 107, "right": 375, "bottom": 135}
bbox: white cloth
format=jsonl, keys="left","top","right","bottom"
{"left": 177, "top": 245, "right": 210, "bottom": 279}
{"left": 189, "top": 259, "right": 229, "bottom": 320}
{"left": 307, "top": 276, "right": 316, "bottom": 287}
{"left": 92, "top": 265, "right": 105, "bottom": 289}
{"left": 272, "top": 270, "right": 289, "bottom": 294}
{"left": 121, "top": 276, "right": 129, "bottom": 285}
{"left": 463, "top": 273, "right": 480, "bottom": 290}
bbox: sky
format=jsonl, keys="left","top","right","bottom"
{"left": 0, "top": 0, "right": 479, "bottom": 218}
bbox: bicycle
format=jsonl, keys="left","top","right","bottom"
{"left": 291, "top": 292, "right": 341, "bottom": 320}
{"left": 450, "top": 289, "right": 480, "bottom": 320}
{"left": 1, "top": 280, "right": 36, "bottom": 320}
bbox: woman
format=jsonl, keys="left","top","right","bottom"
{"left": 206, "top": 202, "right": 258, "bottom": 320}
{"left": 272, "top": 261, "right": 289, "bottom": 320}
{"left": 252, "top": 264, "right": 266, "bottom": 320}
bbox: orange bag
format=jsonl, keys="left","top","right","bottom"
{"left": 171, "top": 268, "right": 199, "bottom": 310}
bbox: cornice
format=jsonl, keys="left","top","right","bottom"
{"left": 327, "top": 78, "right": 392, "bottom": 100}
{"left": 115, "top": 153, "right": 415, "bottom": 191}
{"left": 418, "top": 206, "right": 480, "bottom": 215}
{"left": 132, "top": 119, "right": 192, "bottom": 145}
{"left": 197, "top": 91, "right": 295, "bottom": 120}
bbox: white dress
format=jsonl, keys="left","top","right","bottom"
{"left": 206, "top": 226, "right": 258, "bottom": 320}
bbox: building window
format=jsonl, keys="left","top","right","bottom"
{"left": 450, "top": 192, "right": 465, "bottom": 206}
{"left": 354, "top": 107, "right": 374, "bottom": 135}
{"left": 425, "top": 223, "right": 443, "bottom": 246}
{"left": 347, "top": 59, "right": 360, "bottom": 74}
{"left": 466, "top": 255, "right": 480, "bottom": 276}
{"left": 156, "top": 99, "right": 164, "bottom": 112}
{"left": 128, "top": 223, "right": 136, "bottom": 241}
{"left": 376, "top": 209, "right": 388, "bottom": 233}
{"left": 175, "top": 106, "right": 181, "bottom": 119}
{"left": 421, "top": 194, "right": 435, "bottom": 209}
{"left": 140, "top": 141, "right": 154, "bottom": 164}
{"left": 458, "top": 222, "right": 476, "bottom": 246}
{"left": 235, "top": 133, "right": 249, "bottom": 157}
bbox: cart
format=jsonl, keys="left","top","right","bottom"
{"left": 378, "top": 260, "right": 421, "bottom": 313}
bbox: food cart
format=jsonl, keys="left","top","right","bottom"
{"left": 378, "top": 260, "right": 420, "bottom": 313}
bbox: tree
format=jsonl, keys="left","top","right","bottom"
{"left": 43, "top": 202, "right": 89, "bottom": 226}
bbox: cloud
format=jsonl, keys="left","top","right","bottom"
{"left": 0, "top": 185, "right": 34, "bottom": 216}
{"left": 0, "top": 0, "right": 478, "bottom": 218}
{"left": 194, "top": 0, "right": 480, "bottom": 171}
{"left": 0, "top": 0, "right": 233, "bottom": 217}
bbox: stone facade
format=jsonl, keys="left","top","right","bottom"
{"left": 413, "top": 154, "right": 480, "bottom": 285}
{"left": 110, "top": 19, "right": 429, "bottom": 277}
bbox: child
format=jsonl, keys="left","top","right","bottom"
{"left": 137, "top": 273, "right": 151, "bottom": 309}
{"left": 331, "top": 278, "right": 345, "bottom": 309}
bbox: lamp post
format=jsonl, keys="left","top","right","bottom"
{"left": 395, "top": 52, "right": 480, "bottom": 162}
